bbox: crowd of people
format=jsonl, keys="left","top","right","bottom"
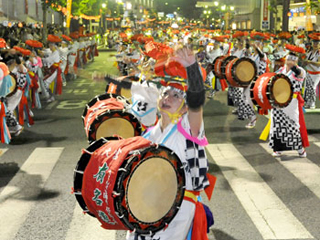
{"left": 0, "top": 22, "right": 319, "bottom": 240}
{"left": 0, "top": 23, "right": 99, "bottom": 143}
{"left": 107, "top": 27, "right": 319, "bottom": 161}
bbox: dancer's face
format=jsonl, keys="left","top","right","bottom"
{"left": 158, "top": 88, "right": 186, "bottom": 115}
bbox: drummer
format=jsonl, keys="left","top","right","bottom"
{"left": 127, "top": 47, "right": 214, "bottom": 240}
{"left": 229, "top": 31, "right": 251, "bottom": 115}
{"left": 302, "top": 33, "right": 320, "bottom": 109}
{"left": 269, "top": 51, "right": 309, "bottom": 158}
{"left": 206, "top": 39, "right": 222, "bottom": 98}
{"left": 238, "top": 33, "right": 269, "bottom": 128}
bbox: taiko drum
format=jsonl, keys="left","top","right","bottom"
{"left": 225, "top": 57, "right": 257, "bottom": 87}
{"left": 250, "top": 72, "right": 293, "bottom": 110}
{"left": 82, "top": 93, "right": 141, "bottom": 143}
{"left": 73, "top": 136, "right": 185, "bottom": 234}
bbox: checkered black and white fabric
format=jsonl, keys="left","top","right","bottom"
{"left": 237, "top": 98, "right": 255, "bottom": 120}
{"left": 5, "top": 111, "right": 18, "bottom": 127}
{"left": 15, "top": 72, "right": 27, "bottom": 89}
{"left": 269, "top": 109, "right": 302, "bottom": 151}
{"left": 304, "top": 73, "right": 316, "bottom": 106}
{"left": 185, "top": 139, "right": 209, "bottom": 191}
{"left": 232, "top": 87, "right": 242, "bottom": 107}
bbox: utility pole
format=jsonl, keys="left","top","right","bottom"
{"left": 282, "top": 0, "right": 290, "bottom": 31}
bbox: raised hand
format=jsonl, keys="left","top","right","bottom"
{"left": 170, "top": 46, "right": 196, "bottom": 68}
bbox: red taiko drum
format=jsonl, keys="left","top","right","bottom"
{"left": 212, "top": 55, "right": 228, "bottom": 79}
{"left": 82, "top": 93, "right": 141, "bottom": 143}
{"left": 73, "top": 136, "right": 185, "bottom": 234}
{"left": 225, "top": 57, "right": 257, "bottom": 87}
{"left": 250, "top": 72, "right": 293, "bottom": 110}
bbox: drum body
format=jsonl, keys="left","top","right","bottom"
{"left": 74, "top": 136, "right": 185, "bottom": 234}
{"left": 82, "top": 93, "right": 141, "bottom": 143}
{"left": 6, "top": 74, "right": 17, "bottom": 97}
{"left": 221, "top": 56, "right": 237, "bottom": 81}
{"left": 250, "top": 72, "right": 293, "bottom": 110}
{"left": 212, "top": 55, "right": 227, "bottom": 79}
{"left": 225, "top": 57, "right": 257, "bottom": 87}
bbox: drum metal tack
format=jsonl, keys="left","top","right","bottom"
{"left": 74, "top": 169, "right": 84, "bottom": 174}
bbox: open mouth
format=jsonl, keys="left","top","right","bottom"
{"left": 161, "top": 103, "right": 171, "bottom": 109}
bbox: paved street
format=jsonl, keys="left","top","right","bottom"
{"left": 0, "top": 51, "right": 320, "bottom": 240}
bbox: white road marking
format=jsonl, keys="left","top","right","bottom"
{"left": 65, "top": 204, "right": 117, "bottom": 240}
{"left": 261, "top": 143, "right": 320, "bottom": 200}
{"left": 0, "top": 148, "right": 64, "bottom": 240}
{"left": 206, "top": 144, "right": 313, "bottom": 239}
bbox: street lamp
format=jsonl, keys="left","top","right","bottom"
{"left": 214, "top": 1, "right": 219, "bottom": 7}
{"left": 221, "top": 5, "right": 226, "bottom": 11}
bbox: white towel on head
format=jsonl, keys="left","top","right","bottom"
{"left": 130, "top": 81, "right": 159, "bottom": 127}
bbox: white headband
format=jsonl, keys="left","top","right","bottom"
{"left": 286, "top": 54, "right": 298, "bottom": 61}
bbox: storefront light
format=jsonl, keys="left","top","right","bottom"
{"left": 171, "top": 22, "right": 179, "bottom": 28}
{"left": 126, "top": 2, "right": 132, "bottom": 10}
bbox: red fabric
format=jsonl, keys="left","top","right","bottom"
{"left": 0, "top": 102, "right": 7, "bottom": 143}
{"left": 297, "top": 93, "right": 310, "bottom": 148}
{"left": 47, "top": 64, "right": 63, "bottom": 95}
{"left": 204, "top": 174, "right": 217, "bottom": 201}
{"left": 191, "top": 201, "right": 208, "bottom": 240}
{"left": 18, "top": 94, "right": 34, "bottom": 126}
{"left": 83, "top": 49, "right": 87, "bottom": 65}
{"left": 29, "top": 72, "right": 39, "bottom": 108}
{"left": 74, "top": 50, "right": 79, "bottom": 73}
{"left": 64, "top": 60, "right": 69, "bottom": 75}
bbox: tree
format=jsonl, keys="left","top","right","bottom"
{"left": 268, "top": 0, "right": 281, "bottom": 33}
{"left": 40, "top": 0, "right": 66, "bottom": 42}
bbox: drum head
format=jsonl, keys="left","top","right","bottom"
{"left": 89, "top": 110, "right": 141, "bottom": 142}
{"left": 272, "top": 77, "right": 292, "bottom": 104}
{"left": 127, "top": 157, "right": 178, "bottom": 223}
{"left": 96, "top": 116, "right": 135, "bottom": 139}
{"left": 235, "top": 59, "right": 256, "bottom": 84}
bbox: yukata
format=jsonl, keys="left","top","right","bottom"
{"left": 68, "top": 41, "right": 79, "bottom": 77}
{"left": 42, "top": 49, "right": 62, "bottom": 96}
{"left": 303, "top": 49, "right": 320, "bottom": 108}
{"left": 269, "top": 66, "right": 309, "bottom": 152}
{"left": 237, "top": 52, "right": 267, "bottom": 120}
{"left": 6, "top": 65, "right": 32, "bottom": 130}
{"left": 126, "top": 113, "right": 210, "bottom": 240}
{"left": 58, "top": 46, "right": 69, "bottom": 85}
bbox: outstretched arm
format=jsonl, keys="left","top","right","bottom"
{"left": 171, "top": 47, "right": 205, "bottom": 137}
